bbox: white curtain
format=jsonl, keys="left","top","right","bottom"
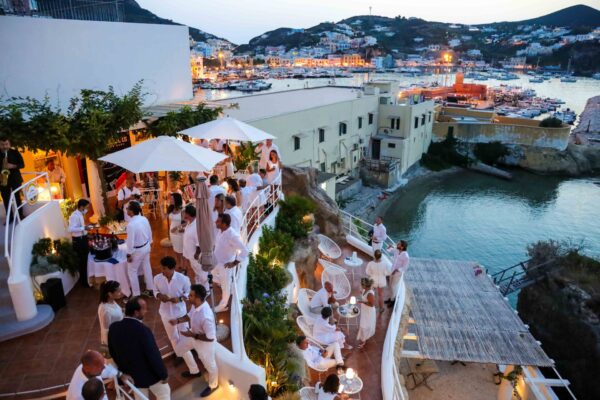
{"left": 85, "top": 158, "right": 105, "bottom": 222}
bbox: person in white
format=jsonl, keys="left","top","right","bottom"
{"left": 366, "top": 249, "right": 388, "bottom": 313}
{"left": 356, "top": 277, "right": 377, "bottom": 348}
{"left": 153, "top": 256, "right": 201, "bottom": 378}
{"left": 371, "top": 216, "right": 387, "bottom": 251}
{"left": 223, "top": 195, "right": 243, "bottom": 234}
{"left": 312, "top": 306, "right": 351, "bottom": 349}
{"left": 171, "top": 284, "right": 219, "bottom": 398}
{"left": 310, "top": 282, "right": 339, "bottom": 314}
{"left": 255, "top": 139, "right": 280, "bottom": 170}
{"left": 245, "top": 165, "right": 263, "bottom": 188}
{"left": 97, "top": 281, "right": 123, "bottom": 348}
{"left": 315, "top": 374, "right": 349, "bottom": 400}
{"left": 125, "top": 202, "right": 155, "bottom": 296}
{"left": 181, "top": 205, "right": 208, "bottom": 290}
{"left": 117, "top": 176, "right": 141, "bottom": 222}
{"left": 46, "top": 159, "right": 66, "bottom": 195}
{"left": 68, "top": 199, "right": 92, "bottom": 288}
{"left": 266, "top": 150, "right": 282, "bottom": 186}
{"left": 66, "top": 350, "right": 122, "bottom": 400}
{"left": 208, "top": 175, "right": 226, "bottom": 212}
{"left": 386, "top": 240, "right": 410, "bottom": 307}
{"left": 238, "top": 179, "right": 257, "bottom": 213}
{"left": 213, "top": 213, "right": 249, "bottom": 313}
{"left": 295, "top": 335, "right": 344, "bottom": 371}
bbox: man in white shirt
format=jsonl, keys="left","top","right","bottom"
{"left": 239, "top": 179, "right": 257, "bottom": 213}
{"left": 154, "top": 256, "right": 200, "bottom": 378}
{"left": 371, "top": 216, "right": 387, "bottom": 252}
{"left": 309, "top": 281, "right": 338, "bottom": 314}
{"left": 81, "top": 378, "right": 104, "bottom": 400}
{"left": 66, "top": 350, "right": 120, "bottom": 400}
{"left": 117, "top": 176, "right": 141, "bottom": 222}
{"left": 46, "top": 159, "right": 66, "bottom": 196}
{"left": 68, "top": 199, "right": 91, "bottom": 288}
{"left": 386, "top": 240, "right": 410, "bottom": 307}
{"left": 223, "top": 195, "right": 243, "bottom": 234}
{"left": 312, "top": 306, "right": 350, "bottom": 349}
{"left": 181, "top": 205, "right": 208, "bottom": 290}
{"left": 125, "top": 202, "right": 155, "bottom": 296}
{"left": 208, "top": 175, "right": 226, "bottom": 213}
{"left": 245, "top": 165, "right": 263, "bottom": 188}
{"left": 255, "top": 139, "right": 280, "bottom": 170}
{"left": 171, "top": 284, "right": 219, "bottom": 398}
{"left": 295, "top": 335, "right": 344, "bottom": 371}
{"left": 213, "top": 213, "right": 249, "bottom": 313}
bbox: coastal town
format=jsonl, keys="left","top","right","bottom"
{"left": 0, "top": 1, "right": 599, "bottom": 400}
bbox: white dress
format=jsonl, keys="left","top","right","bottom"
{"left": 98, "top": 302, "right": 124, "bottom": 345}
{"left": 366, "top": 260, "right": 388, "bottom": 288}
{"left": 315, "top": 383, "right": 337, "bottom": 400}
{"left": 169, "top": 211, "right": 183, "bottom": 254}
{"left": 266, "top": 160, "right": 281, "bottom": 185}
{"left": 357, "top": 289, "right": 376, "bottom": 342}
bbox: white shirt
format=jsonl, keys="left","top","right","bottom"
{"left": 48, "top": 166, "right": 66, "bottom": 184}
{"left": 310, "top": 287, "right": 333, "bottom": 309}
{"left": 312, "top": 317, "right": 337, "bottom": 340}
{"left": 302, "top": 345, "right": 326, "bottom": 369}
{"left": 266, "top": 160, "right": 281, "bottom": 185}
{"left": 66, "top": 363, "right": 117, "bottom": 400}
{"left": 68, "top": 209, "right": 86, "bottom": 237}
{"left": 372, "top": 223, "right": 387, "bottom": 244}
{"left": 214, "top": 227, "right": 249, "bottom": 265}
{"left": 188, "top": 301, "right": 216, "bottom": 340}
{"left": 125, "top": 214, "right": 152, "bottom": 254}
{"left": 255, "top": 142, "right": 280, "bottom": 168}
{"left": 182, "top": 220, "right": 199, "bottom": 260}
{"left": 240, "top": 186, "right": 257, "bottom": 212}
{"left": 98, "top": 302, "right": 123, "bottom": 345}
{"left": 154, "top": 271, "right": 191, "bottom": 319}
{"left": 390, "top": 249, "right": 410, "bottom": 274}
{"left": 208, "top": 185, "right": 226, "bottom": 213}
{"left": 117, "top": 186, "right": 141, "bottom": 202}
{"left": 224, "top": 206, "right": 243, "bottom": 233}
{"left": 246, "top": 173, "right": 263, "bottom": 188}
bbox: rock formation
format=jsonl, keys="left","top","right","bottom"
{"left": 506, "top": 143, "right": 600, "bottom": 175}
{"left": 290, "top": 234, "right": 320, "bottom": 290}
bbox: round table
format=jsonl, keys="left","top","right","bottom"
{"left": 339, "top": 374, "right": 363, "bottom": 398}
{"left": 337, "top": 303, "right": 360, "bottom": 334}
{"left": 343, "top": 256, "right": 363, "bottom": 282}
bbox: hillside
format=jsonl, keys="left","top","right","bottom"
{"left": 511, "top": 4, "right": 600, "bottom": 28}
{"left": 122, "top": 0, "right": 233, "bottom": 44}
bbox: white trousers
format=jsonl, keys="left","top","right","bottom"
{"left": 372, "top": 241, "right": 383, "bottom": 252}
{"left": 135, "top": 381, "right": 170, "bottom": 400}
{"left": 324, "top": 342, "right": 344, "bottom": 365}
{"left": 175, "top": 337, "right": 219, "bottom": 389}
{"left": 389, "top": 271, "right": 403, "bottom": 301}
{"left": 159, "top": 313, "right": 199, "bottom": 374}
{"left": 127, "top": 245, "right": 154, "bottom": 296}
{"left": 186, "top": 256, "right": 209, "bottom": 290}
{"left": 213, "top": 264, "right": 231, "bottom": 311}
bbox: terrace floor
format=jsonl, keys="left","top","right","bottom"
{"left": 0, "top": 216, "right": 230, "bottom": 399}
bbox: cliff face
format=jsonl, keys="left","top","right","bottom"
{"left": 505, "top": 144, "right": 600, "bottom": 176}
{"left": 518, "top": 277, "right": 600, "bottom": 399}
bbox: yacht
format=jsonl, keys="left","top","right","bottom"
{"left": 529, "top": 77, "right": 544, "bottom": 83}
{"left": 560, "top": 75, "right": 577, "bottom": 83}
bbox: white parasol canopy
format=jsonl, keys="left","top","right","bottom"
{"left": 179, "top": 116, "right": 276, "bottom": 142}
{"left": 98, "top": 135, "right": 227, "bottom": 173}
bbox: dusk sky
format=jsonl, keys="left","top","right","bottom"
{"left": 136, "top": 0, "right": 598, "bottom": 44}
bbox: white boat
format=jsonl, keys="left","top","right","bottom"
{"left": 593, "top": 72, "right": 600, "bottom": 80}
{"left": 529, "top": 77, "right": 544, "bottom": 83}
{"left": 560, "top": 76, "right": 577, "bottom": 83}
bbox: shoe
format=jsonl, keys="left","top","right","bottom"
{"left": 181, "top": 371, "right": 202, "bottom": 378}
{"left": 384, "top": 299, "right": 392, "bottom": 304}
{"left": 387, "top": 301, "right": 395, "bottom": 308}
{"left": 200, "top": 385, "right": 218, "bottom": 397}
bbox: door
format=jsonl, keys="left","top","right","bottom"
{"left": 372, "top": 139, "right": 381, "bottom": 160}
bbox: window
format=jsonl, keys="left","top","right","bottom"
{"left": 428, "top": 112, "right": 432, "bottom": 123}
{"left": 390, "top": 118, "right": 400, "bottom": 130}
{"left": 414, "top": 117, "right": 419, "bottom": 129}
{"left": 318, "top": 128, "right": 325, "bottom": 143}
{"left": 320, "top": 162, "right": 326, "bottom": 172}
{"left": 421, "top": 114, "right": 426, "bottom": 125}
{"left": 358, "top": 117, "right": 363, "bottom": 129}
{"left": 368, "top": 113, "right": 374, "bottom": 125}
{"left": 339, "top": 122, "right": 347, "bottom": 136}
{"left": 387, "top": 142, "right": 396, "bottom": 149}
{"left": 294, "top": 136, "right": 301, "bottom": 151}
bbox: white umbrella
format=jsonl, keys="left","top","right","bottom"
{"left": 179, "top": 116, "right": 276, "bottom": 142}
{"left": 98, "top": 135, "right": 227, "bottom": 173}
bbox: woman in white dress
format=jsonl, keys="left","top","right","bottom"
{"left": 365, "top": 250, "right": 388, "bottom": 313}
{"left": 266, "top": 150, "right": 281, "bottom": 186}
{"left": 168, "top": 192, "right": 184, "bottom": 266}
{"left": 356, "top": 277, "right": 376, "bottom": 349}
{"left": 97, "top": 280, "right": 124, "bottom": 355}
{"left": 315, "top": 374, "right": 349, "bottom": 400}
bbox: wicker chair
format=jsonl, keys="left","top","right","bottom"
{"left": 320, "top": 260, "right": 351, "bottom": 300}
{"left": 317, "top": 234, "right": 342, "bottom": 260}
{"left": 296, "top": 315, "right": 326, "bottom": 347}
{"left": 299, "top": 387, "right": 317, "bottom": 400}
{"left": 297, "top": 288, "right": 322, "bottom": 321}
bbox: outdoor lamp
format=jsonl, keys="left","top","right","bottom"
{"left": 345, "top": 368, "right": 355, "bottom": 380}
{"left": 349, "top": 296, "right": 356, "bottom": 305}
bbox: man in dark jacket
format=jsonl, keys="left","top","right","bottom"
{"left": 0, "top": 137, "right": 25, "bottom": 220}
{"left": 108, "top": 296, "right": 170, "bottom": 399}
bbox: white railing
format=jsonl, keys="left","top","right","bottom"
{"left": 4, "top": 171, "right": 52, "bottom": 269}
{"left": 113, "top": 377, "right": 150, "bottom": 400}
{"left": 240, "top": 172, "right": 283, "bottom": 244}
{"left": 340, "top": 209, "right": 397, "bottom": 257}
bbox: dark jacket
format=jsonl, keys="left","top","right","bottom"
{"left": 0, "top": 149, "right": 24, "bottom": 187}
{"left": 108, "top": 317, "right": 168, "bottom": 388}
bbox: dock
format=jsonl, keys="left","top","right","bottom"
{"left": 573, "top": 95, "right": 600, "bottom": 145}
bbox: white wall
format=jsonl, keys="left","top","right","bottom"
{"left": 0, "top": 16, "right": 193, "bottom": 107}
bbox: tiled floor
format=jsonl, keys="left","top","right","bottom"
{"left": 0, "top": 216, "right": 231, "bottom": 399}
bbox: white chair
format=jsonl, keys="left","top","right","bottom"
{"left": 297, "top": 288, "right": 321, "bottom": 321}
{"left": 299, "top": 387, "right": 317, "bottom": 400}
{"left": 320, "top": 259, "right": 351, "bottom": 300}
{"left": 304, "top": 338, "right": 331, "bottom": 380}
{"left": 296, "top": 315, "right": 326, "bottom": 347}
{"left": 318, "top": 234, "right": 342, "bottom": 260}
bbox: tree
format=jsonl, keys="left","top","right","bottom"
{"left": 539, "top": 117, "right": 564, "bottom": 128}
{"left": 474, "top": 141, "right": 510, "bottom": 165}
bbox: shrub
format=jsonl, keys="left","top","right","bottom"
{"left": 539, "top": 117, "right": 563, "bottom": 128}
{"left": 474, "top": 141, "right": 510, "bottom": 165}
{"left": 425, "top": 133, "right": 470, "bottom": 168}
{"left": 31, "top": 237, "right": 79, "bottom": 276}
{"left": 258, "top": 226, "right": 295, "bottom": 265}
{"left": 421, "top": 153, "right": 451, "bottom": 171}
{"left": 275, "top": 195, "right": 316, "bottom": 239}
{"left": 246, "top": 254, "right": 291, "bottom": 302}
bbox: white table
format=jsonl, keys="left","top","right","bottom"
{"left": 343, "top": 256, "right": 363, "bottom": 282}
{"left": 87, "top": 244, "right": 140, "bottom": 297}
{"left": 339, "top": 374, "right": 363, "bottom": 398}
{"left": 337, "top": 303, "right": 360, "bottom": 334}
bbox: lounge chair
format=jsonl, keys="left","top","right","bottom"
{"left": 320, "top": 259, "right": 351, "bottom": 300}
{"left": 297, "top": 288, "right": 322, "bottom": 321}
{"left": 318, "top": 234, "right": 342, "bottom": 260}
{"left": 298, "top": 387, "right": 317, "bottom": 400}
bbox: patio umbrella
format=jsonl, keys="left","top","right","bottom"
{"left": 179, "top": 117, "right": 276, "bottom": 143}
{"left": 195, "top": 176, "right": 215, "bottom": 272}
{"left": 98, "top": 135, "right": 227, "bottom": 173}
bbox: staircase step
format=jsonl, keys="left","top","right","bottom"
{"left": 0, "top": 305, "right": 54, "bottom": 342}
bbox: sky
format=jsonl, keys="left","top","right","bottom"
{"left": 136, "top": 0, "right": 598, "bottom": 44}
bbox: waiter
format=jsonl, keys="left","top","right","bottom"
{"left": 0, "top": 137, "right": 25, "bottom": 221}
{"left": 213, "top": 213, "right": 248, "bottom": 313}
{"left": 46, "top": 159, "right": 66, "bottom": 196}
{"left": 117, "top": 175, "right": 141, "bottom": 222}
{"left": 171, "top": 285, "right": 219, "bottom": 398}
{"left": 68, "top": 199, "right": 91, "bottom": 287}
{"left": 125, "top": 201, "right": 155, "bottom": 296}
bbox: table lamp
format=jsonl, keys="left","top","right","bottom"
{"left": 352, "top": 251, "right": 357, "bottom": 261}
{"left": 349, "top": 296, "right": 356, "bottom": 305}
{"left": 346, "top": 368, "right": 356, "bottom": 381}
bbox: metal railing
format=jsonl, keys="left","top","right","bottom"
{"left": 240, "top": 172, "right": 283, "bottom": 244}
{"left": 491, "top": 258, "right": 557, "bottom": 295}
{"left": 339, "top": 209, "right": 398, "bottom": 258}
{"left": 113, "top": 377, "right": 150, "bottom": 400}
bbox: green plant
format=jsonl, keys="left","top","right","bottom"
{"left": 51, "top": 238, "right": 79, "bottom": 276}
{"left": 246, "top": 254, "right": 292, "bottom": 302}
{"left": 30, "top": 256, "right": 61, "bottom": 277}
{"left": 99, "top": 212, "right": 117, "bottom": 227}
{"left": 233, "top": 141, "right": 258, "bottom": 170}
{"left": 168, "top": 171, "right": 183, "bottom": 182}
{"left": 495, "top": 366, "right": 523, "bottom": 400}
{"left": 275, "top": 195, "right": 316, "bottom": 239}
{"left": 425, "top": 133, "right": 470, "bottom": 168}
{"left": 147, "top": 103, "right": 221, "bottom": 137}
{"left": 474, "top": 141, "right": 510, "bottom": 165}
{"left": 258, "top": 226, "right": 295, "bottom": 266}
{"left": 539, "top": 117, "right": 563, "bottom": 128}
{"left": 60, "top": 198, "right": 78, "bottom": 222}
{"left": 30, "top": 237, "right": 79, "bottom": 277}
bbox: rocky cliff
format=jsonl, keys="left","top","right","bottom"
{"left": 506, "top": 143, "right": 600, "bottom": 176}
